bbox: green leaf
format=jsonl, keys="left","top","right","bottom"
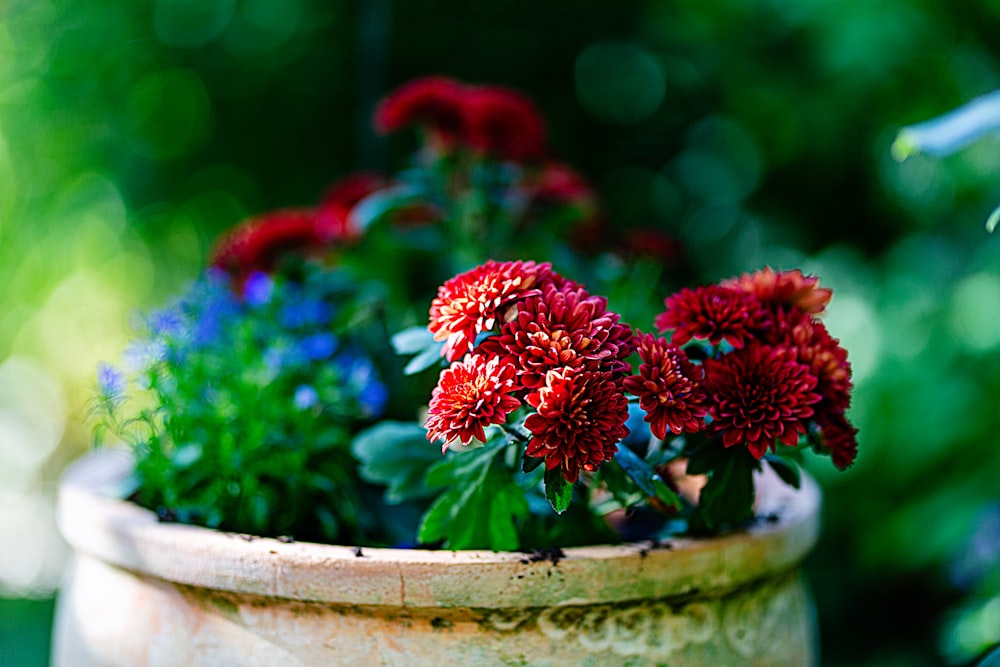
{"left": 489, "top": 483, "right": 530, "bottom": 550}
{"left": 764, "top": 454, "right": 801, "bottom": 490}
{"left": 403, "top": 345, "right": 444, "bottom": 375}
{"left": 521, "top": 454, "right": 544, "bottom": 473}
{"left": 685, "top": 440, "right": 728, "bottom": 476}
{"left": 351, "top": 422, "right": 441, "bottom": 503}
{"left": 987, "top": 202, "right": 1000, "bottom": 233}
{"left": 543, "top": 467, "right": 573, "bottom": 514}
{"left": 391, "top": 326, "right": 436, "bottom": 355}
{"left": 417, "top": 442, "right": 526, "bottom": 550}
{"left": 614, "top": 445, "right": 681, "bottom": 511}
{"left": 391, "top": 326, "right": 446, "bottom": 375}
{"left": 598, "top": 459, "right": 643, "bottom": 506}
{"left": 351, "top": 185, "right": 423, "bottom": 233}
{"left": 689, "top": 448, "right": 756, "bottom": 534}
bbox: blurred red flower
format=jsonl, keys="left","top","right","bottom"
{"left": 815, "top": 410, "right": 859, "bottom": 470}
{"left": 372, "top": 76, "right": 467, "bottom": 149}
{"left": 210, "top": 209, "right": 336, "bottom": 284}
{"left": 374, "top": 77, "right": 547, "bottom": 163}
{"left": 463, "top": 85, "right": 547, "bottom": 162}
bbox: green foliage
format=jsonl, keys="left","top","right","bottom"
{"left": 688, "top": 446, "right": 757, "bottom": 535}
{"left": 417, "top": 440, "right": 529, "bottom": 551}
{"left": 92, "top": 264, "right": 392, "bottom": 544}
{"left": 543, "top": 467, "right": 573, "bottom": 515}
{"left": 351, "top": 421, "right": 442, "bottom": 504}
{"left": 613, "top": 443, "right": 681, "bottom": 513}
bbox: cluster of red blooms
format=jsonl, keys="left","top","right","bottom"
{"left": 629, "top": 267, "right": 857, "bottom": 469}
{"left": 424, "top": 260, "right": 635, "bottom": 483}
{"left": 375, "top": 75, "right": 605, "bottom": 238}
{"left": 208, "top": 172, "right": 387, "bottom": 286}
{"left": 208, "top": 76, "right": 607, "bottom": 286}
{"left": 425, "top": 263, "right": 857, "bottom": 483}
{"left": 373, "top": 75, "right": 547, "bottom": 163}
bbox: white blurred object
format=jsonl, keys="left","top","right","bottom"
{"left": 0, "top": 355, "right": 70, "bottom": 596}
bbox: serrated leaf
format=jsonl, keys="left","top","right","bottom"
{"left": 764, "top": 454, "right": 801, "bottom": 490}
{"left": 488, "top": 483, "right": 529, "bottom": 550}
{"left": 544, "top": 467, "right": 573, "bottom": 514}
{"left": 417, "top": 443, "right": 525, "bottom": 550}
{"left": 351, "top": 422, "right": 441, "bottom": 503}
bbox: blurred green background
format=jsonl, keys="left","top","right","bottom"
{"left": 2, "top": 1, "right": 1000, "bottom": 665}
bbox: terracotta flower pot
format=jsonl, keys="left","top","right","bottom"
{"left": 53, "top": 450, "right": 822, "bottom": 666}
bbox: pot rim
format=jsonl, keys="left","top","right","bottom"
{"left": 57, "top": 449, "right": 821, "bottom": 609}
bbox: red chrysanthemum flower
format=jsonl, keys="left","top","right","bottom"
{"left": 623, "top": 333, "right": 707, "bottom": 439}
{"left": 210, "top": 209, "right": 337, "bottom": 283}
{"left": 655, "top": 284, "right": 769, "bottom": 349}
{"left": 533, "top": 161, "right": 596, "bottom": 205}
{"left": 524, "top": 368, "right": 629, "bottom": 483}
{"left": 462, "top": 85, "right": 547, "bottom": 163}
{"left": 317, "top": 172, "right": 395, "bottom": 238}
{"left": 703, "top": 343, "right": 821, "bottom": 459}
{"left": 373, "top": 76, "right": 468, "bottom": 147}
{"left": 425, "top": 354, "right": 522, "bottom": 450}
{"left": 321, "top": 172, "right": 388, "bottom": 210}
{"left": 623, "top": 228, "right": 684, "bottom": 265}
{"left": 429, "top": 260, "right": 551, "bottom": 361}
{"left": 785, "top": 318, "right": 853, "bottom": 414}
{"left": 488, "top": 281, "right": 634, "bottom": 389}
{"left": 723, "top": 267, "right": 832, "bottom": 316}
{"left": 815, "top": 410, "right": 859, "bottom": 470}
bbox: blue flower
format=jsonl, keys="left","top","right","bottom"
{"left": 358, "top": 380, "right": 389, "bottom": 419}
{"left": 148, "top": 307, "right": 185, "bottom": 339}
{"left": 97, "top": 362, "right": 126, "bottom": 401}
{"left": 280, "top": 294, "right": 333, "bottom": 329}
{"left": 243, "top": 272, "right": 274, "bottom": 307}
{"left": 264, "top": 344, "right": 306, "bottom": 378}
{"left": 335, "top": 351, "right": 388, "bottom": 418}
{"left": 293, "top": 384, "right": 320, "bottom": 410}
{"left": 299, "top": 332, "right": 338, "bottom": 360}
{"left": 122, "top": 340, "right": 167, "bottom": 373}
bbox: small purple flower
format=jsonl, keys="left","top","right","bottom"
{"left": 299, "top": 332, "right": 338, "bottom": 360}
{"left": 97, "top": 362, "right": 126, "bottom": 401}
{"left": 243, "top": 272, "right": 274, "bottom": 307}
{"left": 293, "top": 384, "right": 320, "bottom": 410}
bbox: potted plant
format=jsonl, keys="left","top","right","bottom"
{"left": 53, "top": 77, "right": 856, "bottom": 666}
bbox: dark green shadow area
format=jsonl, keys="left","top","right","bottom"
{"left": 0, "top": 598, "right": 55, "bottom": 667}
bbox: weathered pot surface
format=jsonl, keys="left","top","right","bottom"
{"left": 53, "top": 449, "right": 821, "bottom": 666}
